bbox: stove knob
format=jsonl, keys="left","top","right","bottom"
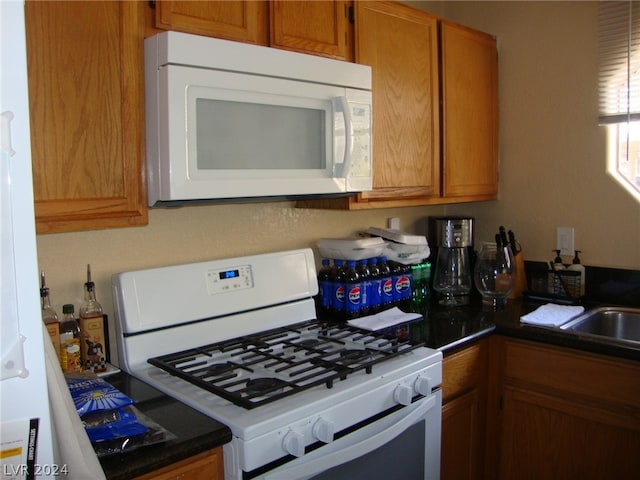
{"left": 394, "top": 384, "right": 413, "bottom": 406}
{"left": 282, "top": 430, "right": 305, "bottom": 458}
{"left": 313, "top": 418, "right": 335, "bottom": 444}
{"left": 414, "top": 375, "right": 432, "bottom": 396}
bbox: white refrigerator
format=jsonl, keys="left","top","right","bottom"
{"left": 1, "top": 0, "right": 55, "bottom": 477}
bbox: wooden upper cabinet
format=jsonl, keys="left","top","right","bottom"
{"left": 153, "top": 0, "right": 268, "bottom": 45}
{"left": 355, "top": 1, "right": 440, "bottom": 202}
{"left": 152, "top": 1, "right": 352, "bottom": 60}
{"left": 441, "top": 21, "right": 498, "bottom": 199}
{"left": 270, "top": 0, "right": 353, "bottom": 60}
{"left": 25, "top": 0, "right": 147, "bottom": 233}
{"left": 296, "top": 3, "right": 499, "bottom": 210}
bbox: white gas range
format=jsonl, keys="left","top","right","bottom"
{"left": 112, "top": 249, "right": 442, "bottom": 479}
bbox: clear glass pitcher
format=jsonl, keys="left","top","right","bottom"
{"left": 432, "top": 246, "right": 472, "bottom": 306}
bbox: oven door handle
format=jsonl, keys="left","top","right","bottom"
{"left": 263, "top": 394, "right": 437, "bottom": 480}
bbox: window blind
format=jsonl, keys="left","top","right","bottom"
{"left": 599, "top": 0, "right": 640, "bottom": 124}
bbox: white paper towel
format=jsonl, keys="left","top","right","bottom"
{"left": 520, "top": 303, "right": 585, "bottom": 327}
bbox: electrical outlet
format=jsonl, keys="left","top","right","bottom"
{"left": 556, "top": 227, "right": 575, "bottom": 256}
{"left": 388, "top": 217, "right": 400, "bottom": 230}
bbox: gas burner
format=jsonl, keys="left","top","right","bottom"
{"left": 338, "top": 349, "right": 373, "bottom": 365}
{"left": 203, "top": 363, "right": 235, "bottom": 376}
{"left": 297, "top": 339, "right": 320, "bottom": 347}
{"left": 245, "top": 377, "right": 289, "bottom": 396}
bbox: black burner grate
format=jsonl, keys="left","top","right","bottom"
{"left": 147, "top": 319, "right": 424, "bottom": 409}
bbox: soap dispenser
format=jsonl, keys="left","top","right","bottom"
{"left": 567, "top": 250, "right": 585, "bottom": 297}
{"left": 548, "top": 250, "right": 565, "bottom": 294}
{"left": 552, "top": 250, "right": 565, "bottom": 270}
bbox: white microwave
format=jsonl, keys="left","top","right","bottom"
{"left": 145, "top": 32, "right": 373, "bottom": 206}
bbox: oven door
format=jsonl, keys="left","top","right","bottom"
{"left": 234, "top": 390, "right": 441, "bottom": 480}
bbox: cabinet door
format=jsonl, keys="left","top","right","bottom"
{"left": 25, "top": 0, "right": 147, "bottom": 233}
{"left": 442, "top": 389, "right": 481, "bottom": 480}
{"left": 441, "top": 340, "right": 488, "bottom": 480}
{"left": 441, "top": 21, "right": 498, "bottom": 199}
{"left": 499, "top": 386, "right": 640, "bottom": 479}
{"left": 270, "top": 1, "right": 352, "bottom": 60}
{"left": 493, "top": 338, "right": 640, "bottom": 479}
{"left": 154, "top": 1, "right": 268, "bottom": 45}
{"left": 133, "top": 447, "right": 224, "bottom": 480}
{"left": 354, "top": 1, "right": 440, "bottom": 201}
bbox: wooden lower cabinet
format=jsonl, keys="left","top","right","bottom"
{"left": 441, "top": 338, "right": 489, "bottom": 480}
{"left": 490, "top": 337, "right": 640, "bottom": 479}
{"left": 133, "top": 447, "right": 224, "bottom": 480}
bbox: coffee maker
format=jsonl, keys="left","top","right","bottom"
{"left": 429, "top": 216, "right": 474, "bottom": 306}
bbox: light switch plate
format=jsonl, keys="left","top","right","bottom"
{"left": 556, "top": 227, "right": 575, "bottom": 256}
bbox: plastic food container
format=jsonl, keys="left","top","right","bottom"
{"left": 317, "top": 237, "right": 386, "bottom": 261}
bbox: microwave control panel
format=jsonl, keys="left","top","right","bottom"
{"left": 349, "top": 102, "right": 372, "bottom": 179}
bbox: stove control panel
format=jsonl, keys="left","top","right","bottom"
{"left": 206, "top": 264, "right": 253, "bottom": 295}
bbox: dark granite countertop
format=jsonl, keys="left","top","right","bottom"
{"left": 402, "top": 296, "right": 639, "bottom": 361}
{"left": 487, "top": 298, "right": 640, "bottom": 361}
{"left": 98, "top": 372, "right": 232, "bottom": 480}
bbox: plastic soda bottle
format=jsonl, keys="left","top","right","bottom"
{"left": 344, "top": 261, "right": 361, "bottom": 320}
{"left": 317, "top": 258, "right": 333, "bottom": 320}
{"left": 378, "top": 256, "right": 394, "bottom": 311}
{"left": 356, "top": 259, "right": 371, "bottom": 316}
{"left": 368, "top": 258, "right": 382, "bottom": 314}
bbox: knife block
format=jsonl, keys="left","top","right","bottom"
{"left": 509, "top": 251, "right": 527, "bottom": 299}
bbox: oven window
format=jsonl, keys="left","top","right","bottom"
{"left": 195, "top": 98, "right": 326, "bottom": 170}
{"left": 309, "top": 421, "right": 426, "bottom": 480}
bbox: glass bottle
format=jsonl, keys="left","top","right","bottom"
{"left": 60, "top": 304, "right": 82, "bottom": 372}
{"left": 79, "top": 264, "right": 106, "bottom": 372}
{"left": 40, "top": 272, "right": 61, "bottom": 362}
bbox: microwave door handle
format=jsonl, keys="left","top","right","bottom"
{"left": 332, "top": 96, "right": 353, "bottom": 178}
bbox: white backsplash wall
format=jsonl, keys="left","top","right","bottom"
{"left": 36, "top": 201, "right": 445, "bottom": 361}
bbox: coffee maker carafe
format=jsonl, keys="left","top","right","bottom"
{"left": 430, "top": 217, "right": 473, "bottom": 306}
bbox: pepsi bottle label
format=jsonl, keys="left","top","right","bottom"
{"left": 346, "top": 285, "right": 361, "bottom": 317}
{"left": 395, "top": 275, "right": 411, "bottom": 297}
{"left": 334, "top": 285, "right": 345, "bottom": 308}
{"left": 382, "top": 278, "right": 394, "bottom": 305}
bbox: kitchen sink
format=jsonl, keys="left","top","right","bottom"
{"left": 559, "top": 306, "right": 640, "bottom": 345}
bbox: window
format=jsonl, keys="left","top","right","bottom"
{"left": 599, "top": 0, "right": 640, "bottom": 199}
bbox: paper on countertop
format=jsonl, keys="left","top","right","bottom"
{"left": 520, "top": 303, "right": 585, "bottom": 327}
{"left": 347, "top": 307, "right": 422, "bottom": 331}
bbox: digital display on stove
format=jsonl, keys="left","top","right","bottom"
{"left": 219, "top": 269, "right": 240, "bottom": 280}
{"left": 206, "top": 264, "right": 253, "bottom": 295}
